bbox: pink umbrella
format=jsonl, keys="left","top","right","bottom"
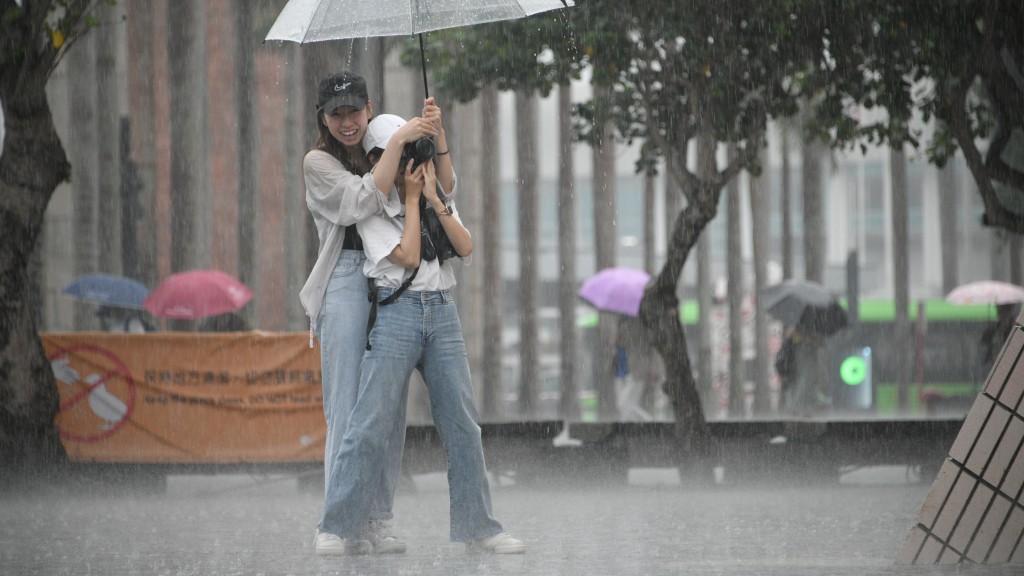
{"left": 945, "top": 280, "right": 1024, "bottom": 306}
{"left": 144, "top": 270, "right": 253, "bottom": 319}
{"left": 578, "top": 267, "right": 651, "bottom": 316}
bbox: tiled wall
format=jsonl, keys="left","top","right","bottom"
{"left": 897, "top": 312, "right": 1024, "bottom": 565}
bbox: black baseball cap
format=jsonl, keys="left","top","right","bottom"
{"left": 316, "top": 71, "right": 368, "bottom": 113}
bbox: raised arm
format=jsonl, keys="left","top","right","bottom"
{"left": 386, "top": 162, "right": 425, "bottom": 268}
{"left": 421, "top": 162, "right": 472, "bottom": 257}
{"left": 372, "top": 117, "right": 438, "bottom": 195}
{"left": 423, "top": 97, "right": 454, "bottom": 195}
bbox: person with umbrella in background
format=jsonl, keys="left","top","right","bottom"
{"left": 299, "top": 70, "right": 446, "bottom": 556}
{"left": 775, "top": 326, "right": 831, "bottom": 416}
{"left": 981, "top": 303, "right": 1020, "bottom": 367}
{"left": 946, "top": 280, "right": 1024, "bottom": 376}
{"left": 317, "top": 114, "right": 525, "bottom": 556}
{"left": 62, "top": 273, "right": 155, "bottom": 332}
{"left": 761, "top": 280, "right": 848, "bottom": 417}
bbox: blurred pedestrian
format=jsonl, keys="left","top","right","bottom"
{"left": 198, "top": 312, "right": 250, "bottom": 332}
{"left": 96, "top": 305, "right": 152, "bottom": 333}
{"left": 981, "top": 302, "right": 1020, "bottom": 368}
{"left": 300, "top": 70, "right": 441, "bottom": 556}
{"left": 613, "top": 317, "right": 659, "bottom": 421}
{"left": 777, "top": 327, "right": 831, "bottom": 417}
{"left": 318, "top": 114, "right": 525, "bottom": 555}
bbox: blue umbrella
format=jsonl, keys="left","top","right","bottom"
{"left": 62, "top": 274, "right": 149, "bottom": 310}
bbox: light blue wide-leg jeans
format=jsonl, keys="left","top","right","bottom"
{"left": 317, "top": 250, "right": 407, "bottom": 522}
{"left": 319, "top": 288, "right": 503, "bottom": 542}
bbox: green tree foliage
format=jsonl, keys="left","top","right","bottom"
{"left": 808, "top": 0, "right": 1024, "bottom": 231}
{"left": 411, "top": 1, "right": 826, "bottom": 452}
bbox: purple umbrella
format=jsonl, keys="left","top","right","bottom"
{"left": 578, "top": 267, "right": 651, "bottom": 317}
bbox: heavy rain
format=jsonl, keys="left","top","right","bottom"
{"left": 1, "top": 1, "right": 1023, "bottom": 574}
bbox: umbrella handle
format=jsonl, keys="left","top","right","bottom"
{"left": 419, "top": 33, "right": 430, "bottom": 99}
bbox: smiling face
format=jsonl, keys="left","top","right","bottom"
{"left": 323, "top": 102, "right": 373, "bottom": 150}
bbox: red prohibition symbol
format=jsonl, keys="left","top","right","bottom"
{"left": 49, "top": 344, "right": 137, "bottom": 443}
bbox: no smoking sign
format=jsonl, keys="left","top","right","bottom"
{"left": 49, "top": 344, "right": 136, "bottom": 443}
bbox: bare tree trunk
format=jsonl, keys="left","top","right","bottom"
{"left": 780, "top": 123, "right": 794, "bottom": 280}
{"left": 695, "top": 130, "right": 715, "bottom": 415}
{"left": 592, "top": 83, "right": 618, "bottom": 420}
{"left": 365, "top": 38, "right": 387, "bottom": 113}
{"left": 0, "top": 15, "right": 78, "bottom": 478}
{"left": 167, "top": 0, "right": 210, "bottom": 273}
{"left": 283, "top": 44, "right": 307, "bottom": 330}
{"left": 68, "top": 33, "right": 99, "bottom": 329}
{"left": 639, "top": 164, "right": 721, "bottom": 476}
{"left": 1011, "top": 235, "right": 1024, "bottom": 286}
{"left": 302, "top": 43, "right": 334, "bottom": 274}
{"left": 726, "top": 146, "right": 745, "bottom": 417}
{"left": 664, "top": 154, "right": 682, "bottom": 272}
{"left": 446, "top": 97, "right": 486, "bottom": 413}
{"left": 890, "top": 146, "right": 911, "bottom": 411}
{"left": 234, "top": 0, "right": 259, "bottom": 327}
{"left": 749, "top": 149, "right": 773, "bottom": 415}
{"left": 479, "top": 84, "right": 503, "bottom": 419}
{"left": 516, "top": 92, "right": 539, "bottom": 416}
{"left": 126, "top": 1, "right": 158, "bottom": 288}
{"left": 644, "top": 172, "right": 656, "bottom": 274}
{"left": 802, "top": 120, "right": 824, "bottom": 283}
{"left": 557, "top": 84, "right": 579, "bottom": 420}
{"left": 937, "top": 155, "right": 960, "bottom": 295}
{"left": 96, "top": 13, "right": 121, "bottom": 275}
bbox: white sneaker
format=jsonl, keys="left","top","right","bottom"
{"left": 313, "top": 530, "right": 372, "bottom": 556}
{"left": 367, "top": 519, "right": 407, "bottom": 554}
{"left": 467, "top": 532, "right": 526, "bottom": 554}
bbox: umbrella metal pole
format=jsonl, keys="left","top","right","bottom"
{"left": 419, "top": 33, "right": 430, "bottom": 99}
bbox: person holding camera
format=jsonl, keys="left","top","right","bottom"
{"left": 316, "top": 114, "right": 526, "bottom": 555}
{"left": 301, "top": 71, "right": 447, "bottom": 556}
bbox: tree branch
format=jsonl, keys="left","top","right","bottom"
{"left": 945, "top": 77, "right": 1024, "bottom": 233}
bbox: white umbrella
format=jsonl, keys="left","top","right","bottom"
{"left": 265, "top": 0, "right": 573, "bottom": 97}
{"left": 946, "top": 280, "right": 1024, "bottom": 306}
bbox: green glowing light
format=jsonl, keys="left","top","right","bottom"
{"left": 840, "top": 355, "right": 867, "bottom": 386}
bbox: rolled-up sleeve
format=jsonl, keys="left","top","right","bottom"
{"left": 304, "top": 150, "right": 398, "bottom": 226}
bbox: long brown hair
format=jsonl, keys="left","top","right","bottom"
{"left": 314, "top": 108, "right": 371, "bottom": 176}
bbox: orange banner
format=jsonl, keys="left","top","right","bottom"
{"left": 42, "top": 332, "right": 326, "bottom": 464}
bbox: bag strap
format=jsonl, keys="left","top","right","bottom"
{"left": 365, "top": 267, "right": 419, "bottom": 351}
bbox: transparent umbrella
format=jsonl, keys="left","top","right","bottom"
{"left": 265, "top": 0, "right": 574, "bottom": 97}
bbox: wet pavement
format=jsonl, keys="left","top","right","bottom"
{"left": 2, "top": 466, "right": 1021, "bottom": 576}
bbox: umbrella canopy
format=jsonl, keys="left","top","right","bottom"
{"left": 61, "top": 274, "right": 149, "bottom": 309}
{"left": 946, "top": 280, "right": 1024, "bottom": 305}
{"left": 578, "top": 267, "right": 651, "bottom": 317}
{"left": 760, "top": 280, "right": 848, "bottom": 337}
{"left": 144, "top": 270, "right": 253, "bottom": 320}
{"left": 265, "top": 0, "right": 573, "bottom": 97}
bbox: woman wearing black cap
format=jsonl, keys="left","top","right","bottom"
{"left": 299, "top": 70, "right": 450, "bottom": 556}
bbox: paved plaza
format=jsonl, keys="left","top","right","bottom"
{"left": 2, "top": 465, "right": 1022, "bottom": 576}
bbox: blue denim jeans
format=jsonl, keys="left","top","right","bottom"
{"left": 319, "top": 288, "right": 504, "bottom": 542}
{"left": 317, "top": 250, "right": 407, "bottom": 522}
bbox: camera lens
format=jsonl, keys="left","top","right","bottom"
{"left": 414, "top": 137, "right": 435, "bottom": 159}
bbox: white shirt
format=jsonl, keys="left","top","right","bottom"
{"left": 299, "top": 150, "right": 401, "bottom": 328}
{"left": 358, "top": 183, "right": 470, "bottom": 292}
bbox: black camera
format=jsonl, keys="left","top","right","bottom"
{"left": 420, "top": 190, "right": 459, "bottom": 265}
{"left": 400, "top": 137, "right": 435, "bottom": 172}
